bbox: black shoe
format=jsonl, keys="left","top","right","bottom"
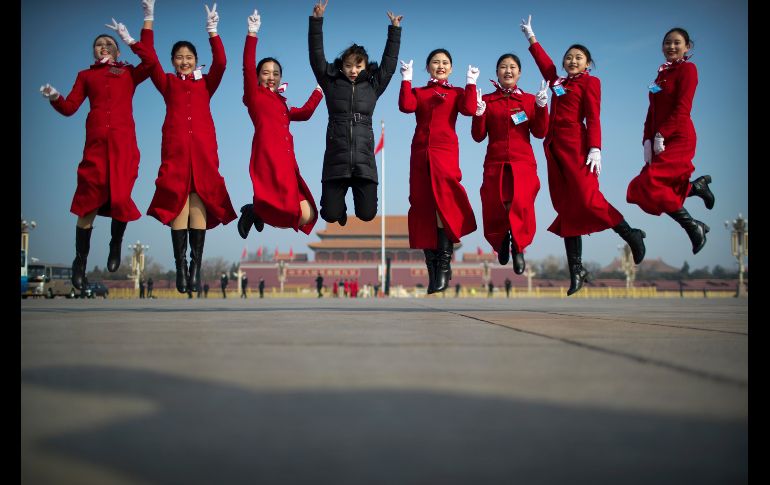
{"left": 107, "top": 219, "right": 127, "bottom": 272}
{"left": 188, "top": 229, "right": 205, "bottom": 293}
{"left": 498, "top": 231, "right": 511, "bottom": 265}
{"left": 424, "top": 249, "right": 438, "bottom": 294}
{"left": 512, "top": 252, "right": 525, "bottom": 275}
{"left": 565, "top": 236, "right": 590, "bottom": 296}
{"left": 72, "top": 226, "right": 92, "bottom": 290}
{"left": 434, "top": 228, "right": 453, "bottom": 293}
{"left": 688, "top": 175, "right": 714, "bottom": 210}
{"left": 667, "top": 208, "right": 710, "bottom": 254}
{"left": 613, "top": 219, "right": 646, "bottom": 264}
{"left": 338, "top": 213, "right": 347, "bottom": 227}
{"left": 238, "top": 204, "right": 256, "bottom": 239}
{"left": 171, "top": 229, "right": 189, "bottom": 293}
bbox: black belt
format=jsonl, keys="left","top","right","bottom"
{"left": 329, "top": 113, "right": 372, "bottom": 124}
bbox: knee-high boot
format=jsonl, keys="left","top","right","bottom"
{"left": 171, "top": 229, "right": 189, "bottom": 293}
{"left": 424, "top": 249, "right": 438, "bottom": 294}
{"left": 107, "top": 219, "right": 127, "bottom": 272}
{"left": 434, "top": 228, "right": 454, "bottom": 293}
{"left": 188, "top": 229, "right": 206, "bottom": 293}
{"left": 72, "top": 226, "right": 92, "bottom": 290}
{"left": 565, "top": 236, "right": 589, "bottom": 296}
{"left": 667, "top": 207, "right": 710, "bottom": 254}
{"left": 498, "top": 231, "right": 511, "bottom": 265}
{"left": 612, "top": 219, "right": 646, "bottom": 264}
{"left": 688, "top": 175, "right": 714, "bottom": 210}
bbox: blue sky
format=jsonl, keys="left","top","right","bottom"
{"left": 21, "top": 0, "right": 748, "bottom": 272}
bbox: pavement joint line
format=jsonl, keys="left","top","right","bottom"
{"left": 410, "top": 301, "right": 748, "bottom": 390}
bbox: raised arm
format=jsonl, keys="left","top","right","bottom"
{"left": 243, "top": 9, "right": 261, "bottom": 106}
{"left": 457, "top": 65, "right": 480, "bottom": 117}
{"left": 142, "top": 0, "right": 155, "bottom": 30}
{"left": 373, "top": 11, "right": 402, "bottom": 97}
{"left": 308, "top": 2, "right": 331, "bottom": 89}
{"left": 521, "top": 15, "right": 559, "bottom": 84}
{"left": 397, "top": 60, "right": 416, "bottom": 113}
{"left": 45, "top": 73, "right": 87, "bottom": 116}
{"left": 131, "top": 29, "right": 158, "bottom": 85}
{"left": 289, "top": 87, "right": 324, "bottom": 121}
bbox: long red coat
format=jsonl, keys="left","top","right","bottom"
{"left": 243, "top": 35, "right": 323, "bottom": 234}
{"left": 529, "top": 42, "right": 623, "bottom": 237}
{"left": 51, "top": 29, "right": 156, "bottom": 222}
{"left": 398, "top": 81, "right": 478, "bottom": 248}
{"left": 471, "top": 86, "right": 548, "bottom": 254}
{"left": 627, "top": 60, "right": 698, "bottom": 215}
{"left": 146, "top": 35, "right": 236, "bottom": 229}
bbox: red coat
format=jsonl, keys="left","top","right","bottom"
{"left": 529, "top": 42, "right": 623, "bottom": 237}
{"left": 398, "top": 81, "right": 478, "bottom": 248}
{"left": 243, "top": 35, "right": 322, "bottom": 234}
{"left": 627, "top": 60, "right": 698, "bottom": 215}
{"left": 51, "top": 29, "right": 156, "bottom": 222}
{"left": 146, "top": 35, "right": 236, "bottom": 229}
{"left": 471, "top": 86, "right": 548, "bottom": 254}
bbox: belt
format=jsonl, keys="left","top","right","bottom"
{"left": 329, "top": 113, "right": 372, "bottom": 124}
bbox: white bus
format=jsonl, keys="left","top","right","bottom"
{"left": 22, "top": 263, "right": 79, "bottom": 299}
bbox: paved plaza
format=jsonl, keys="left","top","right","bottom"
{"left": 21, "top": 297, "right": 748, "bottom": 484}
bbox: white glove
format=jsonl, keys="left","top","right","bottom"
{"left": 205, "top": 3, "right": 219, "bottom": 33}
{"left": 535, "top": 79, "right": 549, "bottom": 107}
{"left": 247, "top": 9, "right": 261, "bottom": 33}
{"left": 40, "top": 83, "right": 60, "bottom": 101}
{"left": 586, "top": 148, "right": 602, "bottom": 175}
{"left": 475, "top": 87, "right": 486, "bottom": 116}
{"left": 400, "top": 59, "right": 413, "bottom": 81}
{"left": 643, "top": 139, "right": 652, "bottom": 165}
{"left": 466, "top": 65, "right": 480, "bottom": 85}
{"left": 521, "top": 14, "right": 535, "bottom": 40}
{"left": 653, "top": 132, "right": 665, "bottom": 154}
{"left": 315, "top": 84, "right": 323, "bottom": 94}
{"left": 106, "top": 18, "right": 135, "bottom": 45}
{"left": 142, "top": 0, "right": 155, "bottom": 21}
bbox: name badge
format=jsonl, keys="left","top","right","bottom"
{"left": 193, "top": 69, "right": 203, "bottom": 81}
{"left": 511, "top": 111, "right": 528, "bottom": 125}
{"left": 552, "top": 84, "right": 566, "bottom": 96}
{"left": 648, "top": 82, "right": 662, "bottom": 93}
{"left": 109, "top": 67, "right": 125, "bottom": 76}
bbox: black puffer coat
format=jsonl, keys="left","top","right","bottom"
{"left": 308, "top": 16, "right": 401, "bottom": 183}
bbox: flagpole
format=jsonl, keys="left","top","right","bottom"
{"left": 380, "top": 120, "right": 386, "bottom": 295}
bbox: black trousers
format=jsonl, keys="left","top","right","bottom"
{"left": 320, "top": 177, "right": 378, "bottom": 223}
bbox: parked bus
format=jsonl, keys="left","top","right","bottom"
{"left": 22, "top": 263, "right": 78, "bottom": 299}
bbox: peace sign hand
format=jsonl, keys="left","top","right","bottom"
{"left": 205, "top": 3, "right": 219, "bottom": 33}
{"left": 387, "top": 11, "right": 403, "bottom": 27}
{"left": 535, "top": 79, "right": 549, "bottom": 107}
{"left": 312, "top": 0, "right": 328, "bottom": 18}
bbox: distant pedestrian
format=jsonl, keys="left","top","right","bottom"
{"left": 139, "top": 278, "right": 145, "bottom": 299}
{"left": 315, "top": 272, "right": 324, "bottom": 298}
{"left": 504, "top": 278, "right": 512, "bottom": 298}
{"left": 455, "top": 282, "right": 461, "bottom": 298}
{"left": 147, "top": 277, "right": 154, "bottom": 298}
{"left": 203, "top": 282, "right": 210, "bottom": 298}
{"left": 259, "top": 278, "right": 265, "bottom": 298}
{"left": 241, "top": 274, "right": 248, "bottom": 298}
{"left": 487, "top": 281, "right": 494, "bottom": 297}
{"left": 332, "top": 279, "right": 338, "bottom": 297}
{"left": 220, "top": 272, "right": 229, "bottom": 298}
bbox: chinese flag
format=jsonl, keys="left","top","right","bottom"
{"left": 274, "top": 246, "right": 279, "bottom": 258}
{"left": 289, "top": 246, "right": 294, "bottom": 258}
{"left": 477, "top": 246, "right": 483, "bottom": 256}
{"left": 374, "top": 126, "right": 384, "bottom": 155}
{"left": 257, "top": 245, "right": 263, "bottom": 258}
{"left": 241, "top": 246, "right": 248, "bottom": 260}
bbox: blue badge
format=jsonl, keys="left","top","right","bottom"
{"left": 649, "top": 82, "right": 662, "bottom": 93}
{"left": 511, "top": 111, "right": 528, "bottom": 125}
{"left": 552, "top": 84, "right": 566, "bottom": 96}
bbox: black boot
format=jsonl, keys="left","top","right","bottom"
{"left": 498, "top": 231, "right": 511, "bottom": 265}
{"left": 171, "top": 229, "right": 189, "bottom": 293}
{"left": 188, "top": 229, "right": 206, "bottom": 293}
{"left": 72, "top": 226, "right": 92, "bottom": 290}
{"left": 565, "top": 236, "right": 589, "bottom": 296}
{"left": 612, "top": 219, "right": 646, "bottom": 264}
{"left": 688, "top": 175, "right": 714, "bottom": 210}
{"left": 423, "top": 249, "right": 438, "bottom": 294}
{"left": 667, "top": 207, "right": 710, "bottom": 254}
{"left": 434, "top": 228, "right": 454, "bottom": 293}
{"left": 338, "top": 212, "right": 347, "bottom": 227}
{"left": 237, "top": 204, "right": 264, "bottom": 239}
{"left": 510, "top": 236, "right": 525, "bottom": 275}
{"left": 107, "top": 219, "right": 127, "bottom": 272}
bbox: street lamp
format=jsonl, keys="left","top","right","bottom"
{"left": 127, "top": 240, "right": 150, "bottom": 291}
{"left": 724, "top": 214, "right": 748, "bottom": 297}
{"left": 21, "top": 218, "right": 37, "bottom": 262}
{"left": 618, "top": 243, "right": 637, "bottom": 290}
{"left": 276, "top": 259, "right": 287, "bottom": 294}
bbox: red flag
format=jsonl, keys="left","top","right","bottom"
{"left": 257, "top": 245, "right": 263, "bottom": 258}
{"left": 374, "top": 126, "right": 384, "bottom": 154}
{"left": 477, "top": 246, "right": 483, "bottom": 256}
{"left": 241, "top": 246, "right": 248, "bottom": 260}
{"left": 274, "top": 246, "right": 279, "bottom": 258}
{"left": 289, "top": 246, "right": 294, "bottom": 258}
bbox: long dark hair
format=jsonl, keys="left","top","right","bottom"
{"left": 333, "top": 43, "right": 378, "bottom": 74}
{"left": 563, "top": 44, "right": 594, "bottom": 69}
{"left": 663, "top": 27, "right": 693, "bottom": 48}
